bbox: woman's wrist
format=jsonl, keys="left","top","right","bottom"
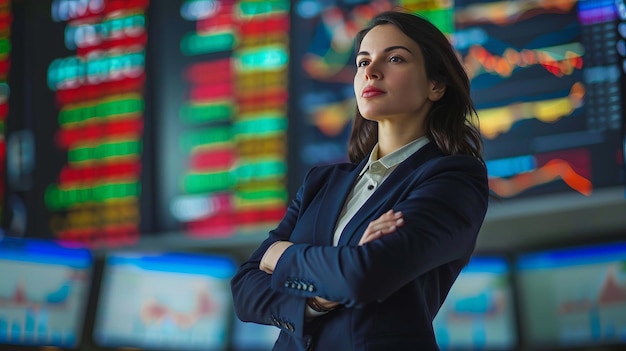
{"left": 306, "top": 297, "right": 336, "bottom": 312}
{"left": 259, "top": 241, "right": 293, "bottom": 274}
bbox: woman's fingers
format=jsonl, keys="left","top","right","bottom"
{"left": 370, "top": 210, "right": 403, "bottom": 233}
{"left": 358, "top": 210, "right": 404, "bottom": 245}
{"left": 369, "top": 214, "right": 403, "bottom": 233}
{"left": 363, "top": 210, "right": 402, "bottom": 239}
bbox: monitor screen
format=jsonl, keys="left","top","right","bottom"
{"left": 516, "top": 241, "right": 626, "bottom": 348}
{"left": 93, "top": 251, "right": 237, "bottom": 351}
{"left": 0, "top": 236, "right": 93, "bottom": 349}
{"left": 433, "top": 256, "right": 517, "bottom": 350}
{"left": 230, "top": 314, "right": 280, "bottom": 351}
{"left": 149, "top": 0, "right": 290, "bottom": 237}
{"left": 5, "top": 0, "right": 151, "bottom": 245}
{"left": 455, "top": 0, "right": 624, "bottom": 199}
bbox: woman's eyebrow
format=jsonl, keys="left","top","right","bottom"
{"left": 356, "top": 45, "right": 413, "bottom": 57}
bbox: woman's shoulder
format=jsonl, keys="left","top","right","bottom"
{"left": 420, "top": 155, "right": 488, "bottom": 191}
{"left": 304, "top": 161, "right": 361, "bottom": 180}
{"left": 295, "top": 161, "right": 361, "bottom": 197}
{"left": 410, "top": 143, "right": 485, "bottom": 171}
{"left": 405, "top": 145, "right": 488, "bottom": 184}
{"left": 424, "top": 153, "right": 486, "bottom": 173}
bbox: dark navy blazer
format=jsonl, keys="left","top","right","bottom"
{"left": 231, "top": 142, "right": 489, "bottom": 351}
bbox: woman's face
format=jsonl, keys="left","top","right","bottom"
{"left": 354, "top": 24, "right": 444, "bottom": 125}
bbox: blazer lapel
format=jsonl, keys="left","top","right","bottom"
{"left": 313, "top": 160, "right": 366, "bottom": 246}
{"left": 337, "top": 143, "right": 441, "bottom": 246}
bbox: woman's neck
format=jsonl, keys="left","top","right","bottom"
{"left": 377, "top": 124, "right": 425, "bottom": 158}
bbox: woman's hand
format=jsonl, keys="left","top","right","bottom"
{"left": 259, "top": 241, "right": 293, "bottom": 274}
{"left": 358, "top": 209, "right": 404, "bottom": 246}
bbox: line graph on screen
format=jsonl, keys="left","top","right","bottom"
{"left": 487, "top": 148, "right": 592, "bottom": 197}
{"left": 479, "top": 82, "right": 584, "bottom": 139}
{"left": 139, "top": 288, "right": 218, "bottom": 330}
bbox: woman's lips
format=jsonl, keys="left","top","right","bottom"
{"left": 361, "top": 87, "right": 385, "bottom": 98}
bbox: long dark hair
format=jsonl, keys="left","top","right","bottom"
{"left": 347, "top": 10, "right": 484, "bottom": 164}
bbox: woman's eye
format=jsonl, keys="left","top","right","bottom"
{"left": 357, "top": 60, "right": 369, "bottom": 67}
{"left": 389, "top": 56, "right": 403, "bottom": 63}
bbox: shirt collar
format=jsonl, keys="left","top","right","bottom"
{"left": 359, "top": 136, "right": 430, "bottom": 177}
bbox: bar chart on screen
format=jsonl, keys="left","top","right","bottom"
{"left": 0, "top": 237, "right": 93, "bottom": 348}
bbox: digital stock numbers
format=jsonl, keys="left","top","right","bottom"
{"left": 45, "top": 0, "right": 149, "bottom": 245}
{"left": 157, "top": 0, "right": 291, "bottom": 237}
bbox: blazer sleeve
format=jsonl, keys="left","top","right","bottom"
{"left": 269, "top": 155, "right": 489, "bottom": 308}
{"left": 230, "top": 167, "right": 321, "bottom": 338}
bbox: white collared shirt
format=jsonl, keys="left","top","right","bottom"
{"left": 332, "top": 136, "right": 430, "bottom": 246}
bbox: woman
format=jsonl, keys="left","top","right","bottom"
{"left": 231, "top": 10, "right": 489, "bottom": 351}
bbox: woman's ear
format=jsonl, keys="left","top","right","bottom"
{"left": 428, "top": 81, "right": 446, "bottom": 101}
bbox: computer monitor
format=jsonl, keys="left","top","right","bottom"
{"left": 0, "top": 236, "right": 93, "bottom": 349}
{"left": 93, "top": 251, "right": 237, "bottom": 351}
{"left": 516, "top": 241, "right": 626, "bottom": 349}
{"left": 433, "top": 256, "right": 518, "bottom": 350}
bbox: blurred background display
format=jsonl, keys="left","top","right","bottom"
{"left": 456, "top": 0, "right": 624, "bottom": 199}
{"left": 93, "top": 251, "right": 236, "bottom": 351}
{"left": 149, "top": 0, "right": 291, "bottom": 238}
{"left": 6, "top": 0, "right": 151, "bottom": 246}
{"left": 433, "top": 256, "right": 517, "bottom": 351}
{"left": 0, "top": 236, "right": 93, "bottom": 349}
{"left": 516, "top": 242, "right": 626, "bottom": 349}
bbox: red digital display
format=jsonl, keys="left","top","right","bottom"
{"left": 43, "top": 0, "right": 150, "bottom": 246}
{"left": 152, "top": 0, "right": 291, "bottom": 237}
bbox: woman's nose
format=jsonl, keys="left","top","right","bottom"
{"left": 364, "top": 62, "right": 381, "bottom": 80}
